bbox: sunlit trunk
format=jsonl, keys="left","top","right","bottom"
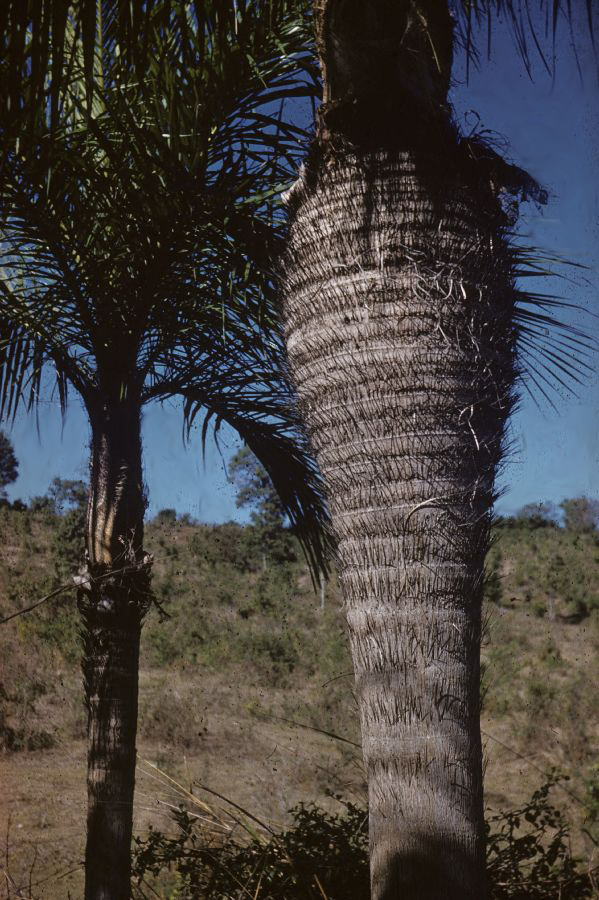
{"left": 78, "top": 397, "right": 150, "bottom": 900}
{"left": 281, "top": 5, "right": 520, "bottom": 894}
{"left": 283, "top": 112, "right": 516, "bottom": 900}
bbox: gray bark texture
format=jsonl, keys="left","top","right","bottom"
{"left": 78, "top": 399, "right": 151, "bottom": 899}
{"left": 282, "top": 143, "right": 516, "bottom": 898}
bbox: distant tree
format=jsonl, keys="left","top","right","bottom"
{"left": 29, "top": 494, "right": 55, "bottom": 514}
{"left": 230, "top": 446, "right": 295, "bottom": 568}
{"left": 561, "top": 497, "right": 599, "bottom": 533}
{"left": 230, "top": 446, "right": 286, "bottom": 530}
{"left": 49, "top": 480, "right": 89, "bottom": 578}
{"left": 48, "top": 478, "right": 88, "bottom": 514}
{"left": 178, "top": 513, "right": 196, "bottom": 526}
{"left": 155, "top": 509, "right": 178, "bottom": 525}
{"left": 0, "top": 431, "right": 18, "bottom": 499}
{"left": 516, "top": 501, "right": 559, "bottom": 529}
{"left": 30, "top": 478, "right": 90, "bottom": 574}
{"left": 30, "top": 478, "right": 87, "bottom": 515}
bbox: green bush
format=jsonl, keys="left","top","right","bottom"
{"left": 133, "top": 799, "right": 369, "bottom": 900}
{"left": 133, "top": 776, "right": 595, "bottom": 899}
{"left": 486, "top": 774, "right": 594, "bottom": 898}
{"left": 156, "top": 508, "right": 178, "bottom": 524}
{"left": 240, "top": 630, "right": 299, "bottom": 680}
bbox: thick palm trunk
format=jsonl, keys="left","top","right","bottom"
{"left": 283, "top": 142, "right": 516, "bottom": 898}
{"left": 77, "top": 397, "right": 150, "bottom": 900}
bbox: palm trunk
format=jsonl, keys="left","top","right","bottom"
{"left": 78, "top": 397, "right": 150, "bottom": 900}
{"left": 282, "top": 141, "right": 516, "bottom": 898}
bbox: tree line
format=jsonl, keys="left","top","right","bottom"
{"left": 4, "top": 430, "right": 598, "bottom": 537}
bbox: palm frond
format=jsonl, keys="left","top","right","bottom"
{"left": 511, "top": 243, "right": 597, "bottom": 400}
{"left": 0, "top": 2, "right": 319, "bottom": 135}
{"left": 1, "top": 0, "right": 330, "bottom": 570}
{"left": 178, "top": 341, "right": 334, "bottom": 582}
{"left": 454, "top": 1, "right": 597, "bottom": 75}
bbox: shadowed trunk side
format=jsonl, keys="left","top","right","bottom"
{"left": 78, "top": 397, "right": 151, "bottom": 900}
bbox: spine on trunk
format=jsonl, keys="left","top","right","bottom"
{"left": 283, "top": 148, "right": 517, "bottom": 899}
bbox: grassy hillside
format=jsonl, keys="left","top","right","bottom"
{"left": 1, "top": 505, "right": 598, "bottom": 896}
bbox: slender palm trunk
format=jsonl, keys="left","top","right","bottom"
{"left": 77, "top": 397, "right": 150, "bottom": 900}
{"left": 283, "top": 142, "right": 516, "bottom": 898}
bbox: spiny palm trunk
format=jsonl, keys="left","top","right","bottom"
{"left": 283, "top": 142, "right": 516, "bottom": 898}
{"left": 77, "top": 397, "right": 150, "bottom": 900}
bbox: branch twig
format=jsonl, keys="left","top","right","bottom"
{"left": 0, "top": 582, "right": 74, "bottom": 625}
{"left": 0, "top": 561, "right": 152, "bottom": 625}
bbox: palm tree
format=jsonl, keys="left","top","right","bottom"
{"left": 281, "top": 2, "right": 595, "bottom": 898}
{"left": 0, "top": 4, "right": 330, "bottom": 897}
{"left": 1, "top": 3, "right": 595, "bottom": 899}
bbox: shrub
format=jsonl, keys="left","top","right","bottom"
{"left": 133, "top": 776, "right": 596, "bottom": 899}
{"left": 0, "top": 628, "right": 57, "bottom": 752}
{"left": 138, "top": 683, "right": 206, "bottom": 750}
{"left": 133, "top": 799, "right": 369, "bottom": 900}
{"left": 156, "top": 508, "right": 178, "bottom": 525}
{"left": 486, "top": 774, "right": 595, "bottom": 898}
{"left": 485, "top": 549, "right": 504, "bottom": 605}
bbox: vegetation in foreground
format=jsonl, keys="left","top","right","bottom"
{"left": 131, "top": 773, "right": 596, "bottom": 899}
{"left": 1, "top": 494, "right": 598, "bottom": 896}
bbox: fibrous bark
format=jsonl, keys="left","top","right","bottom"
{"left": 283, "top": 131, "right": 517, "bottom": 897}
{"left": 86, "top": 399, "right": 146, "bottom": 568}
{"left": 78, "top": 398, "right": 151, "bottom": 900}
{"left": 282, "top": 4, "right": 521, "bottom": 895}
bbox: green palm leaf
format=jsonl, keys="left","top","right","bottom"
{"left": 0, "top": 0, "right": 332, "bottom": 575}
{"left": 1, "top": 1, "right": 595, "bottom": 122}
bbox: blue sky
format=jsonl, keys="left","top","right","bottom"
{"left": 4, "top": 14, "right": 598, "bottom": 522}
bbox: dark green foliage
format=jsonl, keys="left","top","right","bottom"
{"left": 29, "top": 494, "right": 55, "bottom": 513}
{"left": 0, "top": 484, "right": 85, "bottom": 664}
{"left": 52, "top": 505, "right": 86, "bottom": 578}
{"left": 188, "top": 522, "right": 261, "bottom": 573}
{"left": 143, "top": 521, "right": 312, "bottom": 680}
{"left": 230, "top": 446, "right": 298, "bottom": 569}
{"left": 485, "top": 547, "right": 503, "bottom": 604}
{"left": 48, "top": 479, "right": 88, "bottom": 579}
{"left": 0, "top": 679, "right": 55, "bottom": 751}
{"left": 132, "top": 778, "right": 595, "bottom": 899}
{"left": 0, "top": 430, "right": 18, "bottom": 498}
{"left": 155, "top": 509, "right": 178, "bottom": 525}
{"left": 230, "top": 446, "right": 286, "bottom": 530}
{"left": 25, "top": 599, "right": 80, "bottom": 665}
{"left": 133, "top": 800, "right": 369, "bottom": 900}
{"left": 46, "top": 477, "right": 88, "bottom": 514}
{"left": 493, "top": 514, "right": 599, "bottom": 617}
{"left": 486, "top": 774, "right": 594, "bottom": 898}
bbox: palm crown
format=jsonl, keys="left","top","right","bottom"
{"left": 0, "top": 0, "right": 332, "bottom": 573}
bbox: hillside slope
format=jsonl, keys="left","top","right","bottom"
{"left": 1, "top": 507, "right": 598, "bottom": 897}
